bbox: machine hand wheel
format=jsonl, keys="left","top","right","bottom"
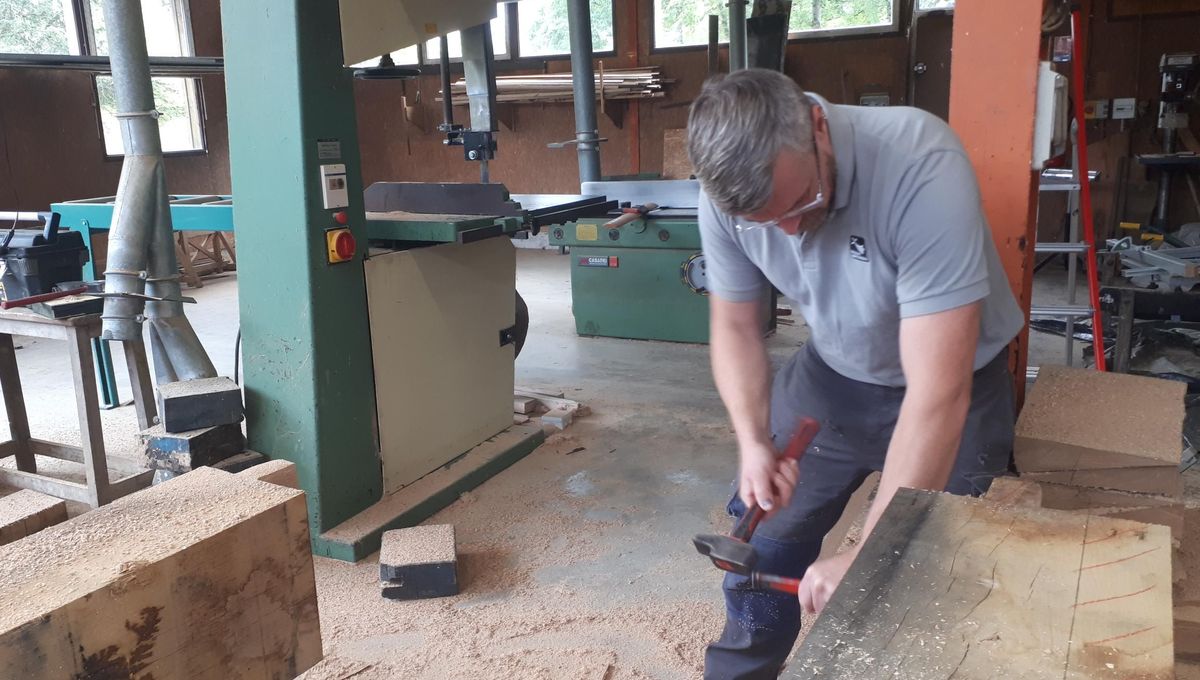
{"left": 513, "top": 291, "right": 530, "bottom": 359}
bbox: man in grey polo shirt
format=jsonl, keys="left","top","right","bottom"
{"left": 689, "top": 69, "right": 1025, "bottom": 678}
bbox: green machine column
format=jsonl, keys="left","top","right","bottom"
{"left": 220, "top": 0, "right": 380, "bottom": 542}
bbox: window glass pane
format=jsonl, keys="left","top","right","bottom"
{"left": 91, "top": 0, "right": 190, "bottom": 57}
{"left": 0, "top": 0, "right": 79, "bottom": 54}
{"left": 426, "top": 5, "right": 507, "bottom": 61}
{"left": 917, "top": 0, "right": 954, "bottom": 9}
{"left": 653, "top": 0, "right": 727, "bottom": 49}
{"left": 789, "top": 0, "right": 894, "bottom": 33}
{"left": 97, "top": 75, "right": 203, "bottom": 154}
{"left": 517, "top": 0, "right": 613, "bottom": 57}
{"left": 352, "top": 45, "right": 419, "bottom": 68}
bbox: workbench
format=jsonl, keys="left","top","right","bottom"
{"left": 0, "top": 309, "right": 154, "bottom": 507}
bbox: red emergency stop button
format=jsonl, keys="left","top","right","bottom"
{"left": 326, "top": 228, "right": 356, "bottom": 263}
{"left": 334, "top": 210, "right": 349, "bottom": 225}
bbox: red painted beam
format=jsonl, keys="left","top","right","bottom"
{"left": 948, "top": 0, "right": 1044, "bottom": 405}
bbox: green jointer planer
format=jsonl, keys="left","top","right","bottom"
{"left": 549, "top": 180, "right": 774, "bottom": 344}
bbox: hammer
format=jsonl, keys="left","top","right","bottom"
{"left": 603, "top": 202, "right": 661, "bottom": 229}
{"left": 692, "top": 417, "right": 821, "bottom": 593}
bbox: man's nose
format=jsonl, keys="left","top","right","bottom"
{"left": 777, "top": 217, "right": 803, "bottom": 235}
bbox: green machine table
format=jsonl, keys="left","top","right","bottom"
{"left": 548, "top": 180, "right": 773, "bottom": 344}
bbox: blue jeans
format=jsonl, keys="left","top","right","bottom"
{"left": 703, "top": 345, "right": 1014, "bottom": 680}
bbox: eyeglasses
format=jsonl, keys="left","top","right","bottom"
{"left": 734, "top": 144, "right": 825, "bottom": 234}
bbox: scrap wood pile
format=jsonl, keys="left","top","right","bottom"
{"left": 442, "top": 67, "right": 670, "bottom": 105}
{"left": 1010, "top": 365, "right": 1200, "bottom": 671}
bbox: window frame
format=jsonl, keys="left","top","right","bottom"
{"left": 0, "top": 0, "right": 208, "bottom": 158}
{"left": 87, "top": 0, "right": 208, "bottom": 158}
{"left": 510, "top": 0, "right": 618, "bottom": 61}
{"left": 419, "top": 3, "right": 514, "bottom": 66}
{"left": 650, "top": 0, "right": 902, "bottom": 53}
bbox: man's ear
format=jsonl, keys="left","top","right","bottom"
{"left": 811, "top": 104, "right": 827, "bottom": 132}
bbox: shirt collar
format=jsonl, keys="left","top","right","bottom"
{"left": 807, "top": 93, "right": 856, "bottom": 212}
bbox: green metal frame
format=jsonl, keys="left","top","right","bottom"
{"left": 221, "top": 0, "right": 381, "bottom": 548}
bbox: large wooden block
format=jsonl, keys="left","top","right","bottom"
{"left": 789, "top": 488, "right": 1174, "bottom": 679}
{"left": 1023, "top": 466, "right": 1183, "bottom": 498}
{"left": 1039, "top": 481, "right": 1185, "bottom": 538}
{"left": 0, "top": 490, "right": 68, "bottom": 546}
{"left": 0, "top": 467, "right": 321, "bottom": 679}
{"left": 1015, "top": 365, "right": 1185, "bottom": 472}
{"left": 1175, "top": 504, "right": 1200, "bottom": 661}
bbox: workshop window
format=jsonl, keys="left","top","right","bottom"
{"left": 653, "top": 0, "right": 900, "bottom": 49}
{"left": 515, "top": 0, "right": 615, "bottom": 58}
{"left": 424, "top": 4, "right": 509, "bottom": 63}
{"left": 88, "top": 0, "right": 205, "bottom": 156}
{"left": 917, "top": 0, "right": 954, "bottom": 8}
{"left": 0, "top": 0, "right": 83, "bottom": 54}
{"left": 95, "top": 75, "right": 205, "bottom": 155}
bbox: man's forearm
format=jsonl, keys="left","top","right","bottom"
{"left": 710, "top": 321, "right": 772, "bottom": 447}
{"left": 860, "top": 384, "right": 973, "bottom": 542}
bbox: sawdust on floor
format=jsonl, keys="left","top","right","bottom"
{"left": 313, "top": 421, "right": 867, "bottom": 679}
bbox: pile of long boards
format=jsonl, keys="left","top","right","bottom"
{"left": 1014, "top": 365, "right": 1199, "bottom": 667}
{"left": 444, "top": 67, "right": 669, "bottom": 105}
{"left": 0, "top": 462, "right": 321, "bottom": 679}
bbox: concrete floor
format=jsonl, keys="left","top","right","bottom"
{"left": 0, "top": 247, "right": 1164, "bottom": 676}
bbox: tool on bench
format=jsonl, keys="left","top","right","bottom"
{"left": 603, "top": 202, "right": 663, "bottom": 229}
{"left": 692, "top": 416, "right": 820, "bottom": 594}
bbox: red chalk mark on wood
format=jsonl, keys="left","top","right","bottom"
{"left": 1075, "top": 584, "right": 1155, "bottom": 607}
{"left": 1079, "top": 546, "right": 1161, "bottom": 571}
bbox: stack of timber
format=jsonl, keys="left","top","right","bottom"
{"left": 1014, "top": 365, "right": 1186, "bottom": 537}
{"left": 0, "top": 466, "right": 321, "bottom": 679}
{"left": 787, "top": 487, "right": 1174, "bottom": 678}
{"left": 443, "top": 67, "right": 669, "bottom": 105}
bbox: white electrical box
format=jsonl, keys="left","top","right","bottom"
{"left": 319, "top": 164, "right": 349, "bottom": 210}
{"left": 1113, "top": 98, "right": 1137, "bottom": 120}
{"left": 1032, "top": 62, "right": 1069, "bottom": 170}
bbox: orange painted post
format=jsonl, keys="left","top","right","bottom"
{"left": 947, "top": 0, "right": 1044, "bottom": 405}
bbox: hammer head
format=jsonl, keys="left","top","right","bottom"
{"left": 693, "top": 533, "right": 758, "bottom": 575}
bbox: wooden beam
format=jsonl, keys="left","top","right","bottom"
{"left": 787, "top": 489, "right": 1174, "bottom": 678}
{"left": 0, "top": 467, "right": 322, "bottom": 678}
{"left": 0, "top": 490, "right": 67, "bottom": 546}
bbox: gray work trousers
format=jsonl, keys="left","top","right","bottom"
{"left": 703, "top": 344, "right": 1015, "bottom": 680}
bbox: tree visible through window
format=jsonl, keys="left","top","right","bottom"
{"left": 0, "top": 0, "right": 79, "bottom": 54}
{"left": 655, "top": 0, "right": 897, "bottom": 48}
{"left": 789, "top": 0, "right": 893, "bottom": 33}
{"left": 917, "top": 0, "right": 954, "bottom": 9}
{"left": 517, "top": 0, "right": 614, "bottom": 57}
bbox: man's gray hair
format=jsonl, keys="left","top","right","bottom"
{"left": 687, "top": 69, "right": 814, "bottom": 216}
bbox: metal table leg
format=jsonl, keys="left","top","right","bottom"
{"left": 81, "top": 223, "right": 121, "bottom": 408}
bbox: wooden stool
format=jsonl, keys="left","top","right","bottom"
{"left": 0, "top": 310, "right": 155, "bottom": 507}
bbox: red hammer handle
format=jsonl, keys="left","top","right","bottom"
{"left": 751, "top": 572, "right": 802, "bottom": 595}
{"left": 729, "top": 416, "right": 821, "bottom": 542}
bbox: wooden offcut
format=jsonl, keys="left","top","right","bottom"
{"left": 1015, "top": 365, "right": 1185, "bottom": 472}
{"left": 788, "top": 488, "right": 1174, "bottom": 679}
{"left": 0, "top": 467, "right": 322, "bottom": 679}
{"left": 982, "top": 475, "right": 1044, "bottom": 508}
{"left": 237, "top": 459, "right": 300, "bottom": 489}
{"left": 0, "top": 490, "right": 67, "bottom": 546}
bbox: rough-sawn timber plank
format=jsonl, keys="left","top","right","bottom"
{"left": 787, "top": 488, "right": 1173, "bottom": 679}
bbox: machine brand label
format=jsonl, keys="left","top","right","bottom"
{"left": 576, "top": 223, "right": 599, "bottom": 241}
{"left": 580, "top": 256, "right": 619, "bottom": 268}
{"left": 317, "top": 138, "right": 342, "bottom": 160}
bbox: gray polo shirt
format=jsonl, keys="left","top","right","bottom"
{"left": 699, "top": 95, "right": 1025, "bottom": 387}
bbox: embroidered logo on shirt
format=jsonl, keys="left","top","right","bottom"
{"left": 849, "top": 235, "right": 869, "bottom": 262}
